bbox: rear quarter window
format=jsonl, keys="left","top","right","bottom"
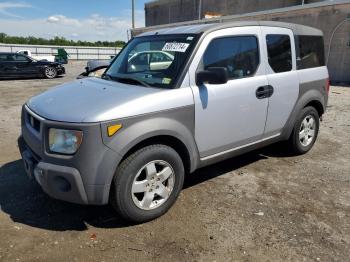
{"left": 266, "top": 34, "right": 292, "bottom": 73}
{"left": 297, "top": 35, "right": 325, "bottom": 69}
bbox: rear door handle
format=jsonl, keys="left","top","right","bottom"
{"left": 256, "top": 85, "right": 274, "bottom": 99}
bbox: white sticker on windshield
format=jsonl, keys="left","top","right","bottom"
{"left": 162, "top": 42, "right": 190, "bottom": 53}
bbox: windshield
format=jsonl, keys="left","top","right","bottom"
{"left": 104, "top": 34, "right": 198, "bottom": 88}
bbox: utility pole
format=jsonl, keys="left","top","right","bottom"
{"left": 132, "top": 0, "right": 135, "bottom": 29}
{"left": 198, "top": 0, "right": 202, "bottom": 20}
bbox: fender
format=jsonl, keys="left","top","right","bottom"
{"left": 100, "top": 106, "right": 200, "bottom": 175}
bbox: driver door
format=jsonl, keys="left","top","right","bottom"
{"left": 14, "top": 54, "right": 36, "bottom": 76}
{"left": 189, "top": 26, "right": 270, "bottom": 159}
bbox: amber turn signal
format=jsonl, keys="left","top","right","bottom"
{"left": 107, "top": 124, "right": 122, "bottom": 137}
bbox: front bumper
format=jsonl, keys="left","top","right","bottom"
{"left": 19, "top": 136, "right": 88, "bottom": 204}
{"left": 57, "top": 67, "right": 66, "bottom": 75}
{"left": 19, "top": 105, "right": 122, "bottom": 205}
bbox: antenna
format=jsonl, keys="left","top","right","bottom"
{"left": 132, "top": 0, "right": 135, "bottom": 29}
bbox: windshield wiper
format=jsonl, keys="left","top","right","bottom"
{"left": 115, "top": 76, "right": 152, "bottom": 87}
{"left": 102, "top": 73, "right": 152, "bottom": 88}
{"left": 102, "top": 73, "right": 113, "bottom": 80}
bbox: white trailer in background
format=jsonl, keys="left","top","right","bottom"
{"left": 16, "top": 50, "right": 55, "bottom": 62}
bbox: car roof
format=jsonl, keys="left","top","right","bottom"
{"left": 137, "top": 21, "right": 323, "bottom": 37}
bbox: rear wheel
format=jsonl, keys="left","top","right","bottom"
{"left": 44, "top": 66, "right": 57, "bottom": 79}
{"left": 110, "top": 145, "right": 184, "bottom": 223}
{"left": 288, "top": 106, "right": 320, "bottom": 154}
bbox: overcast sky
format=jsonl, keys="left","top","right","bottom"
{"left": 0, "top": 0, "right": 148, "bottom": 41}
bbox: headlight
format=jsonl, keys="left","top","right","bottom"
{"left": 49, "top": 128, "right": 83, "bottom": 154}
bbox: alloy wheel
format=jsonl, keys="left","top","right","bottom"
{"left": 299, "top": 115, "right": 316, "bottom": 147}
{"left": 131, "top": 160, "right": 175, "bottom": 210}
{"left": 45, "top": 67, "right": 56, "bottom": 78}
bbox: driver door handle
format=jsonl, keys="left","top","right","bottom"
{"left": 256, "top": 85, "right": 274, "bottom": 99}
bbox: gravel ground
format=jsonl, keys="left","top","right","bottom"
{"left": 0, "top": 62, "right": 349, "bottom": 262}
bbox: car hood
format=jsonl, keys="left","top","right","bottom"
{"left": 36, "top": 60, "right": 60, "bottom": 66}
{"left": 26, "top": 77, "right": 193, "bottom": 122}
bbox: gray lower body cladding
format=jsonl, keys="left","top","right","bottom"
{"left": 280, "top": 77, "right": 328, "bottom": 140}
{"left": 100, "top": 105, "right": 199, "bottom": 172}
{"left": 19, "top": 105, "right": 198, "bottom": 205}
{"left": 19, "top": 106, "right": 121, "bottom": 205}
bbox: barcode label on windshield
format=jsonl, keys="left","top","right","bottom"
{"left": 162, "top": 42, "right": 190, "bottom": 53}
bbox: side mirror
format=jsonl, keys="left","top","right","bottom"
{"left": 196, "top": 67, "right": 229, "bottom": 86}
{"left": 77, "top": 65, "right": 108, "bottom": 79}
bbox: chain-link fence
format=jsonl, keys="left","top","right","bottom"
{"left": 0, "top": 43, "right": 121, "bottom": 60}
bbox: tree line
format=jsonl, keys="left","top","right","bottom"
{"left": 0, "top": 33, "right": 125, "bottom": 47}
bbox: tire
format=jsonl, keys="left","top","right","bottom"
{"left": 44, "top": 66, "right": 57, "bottom": 79}
{"left": 288, "top": 106, "right": 320, "bottom": 155}
{"left": 110, "top": 144, "right": 185, "bottom": 223}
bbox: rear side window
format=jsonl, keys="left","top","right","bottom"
{"left": 0, "top": 54, "right": 15, "bottom": 61}
{"left": 202, "top": 36, "right": 260, "bottom": 80}
{"left": 0, "top": 54, "right": 7, "bottom": 61}
{"left": 14, "top": 54, "right": 29, "bottom": 62}
{"left": 266, "top": 34, "right": 292, "bottom": 73}
{"left": 297, "top": 35, "right": 325, "bottom": 69}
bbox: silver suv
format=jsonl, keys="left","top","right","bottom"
{"left": 19, "top": 21, "right": 329, "bottom": 222}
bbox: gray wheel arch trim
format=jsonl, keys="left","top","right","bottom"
{"left": 101, "top": 106, "right": 199, "bottom": 175}
{"left": 281, "top": 86, "right": 326, "bottom": 140}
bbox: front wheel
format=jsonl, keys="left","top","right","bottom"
{"left": 110, "top": 145, "right": 185, "bottom": 223}
{"left": 288, "top": 106, "right": 320, "bottom": 155}
{"left": 44, "top": 66, "right": 57, "bottom": 79}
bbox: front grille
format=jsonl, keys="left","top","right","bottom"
{"left": 22, "top": 106, "right": 44, "bottom": 159}
{"left": 29, "top": 114, "right": 40, "bottom": 132}
{"left": 25, "top": 108, "right": 41, "bottom": 134}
